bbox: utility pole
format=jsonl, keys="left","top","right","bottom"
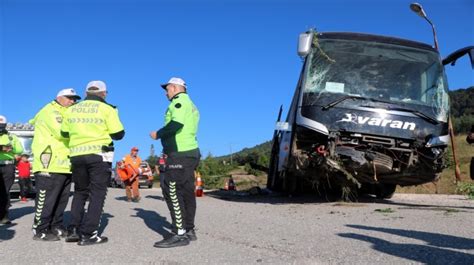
{"left": 150, "top": 144, "right": 155, "bottom": 158}
{"left": 230, "top": 143, "right": 233, "bottom": 165}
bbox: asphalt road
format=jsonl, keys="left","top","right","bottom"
{"left": 1, "top": 188, "right": 473, "bottom": 264}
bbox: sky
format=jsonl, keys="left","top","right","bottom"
{"left": 0, "top": 0, "right": 473, "bottom": 160}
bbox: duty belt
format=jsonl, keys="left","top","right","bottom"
{"left": 0, "top": 160, "right": 14, "bottom": 165}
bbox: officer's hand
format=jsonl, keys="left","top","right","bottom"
{"left": 150, "top": 131, "right": 158, "bottom": 140}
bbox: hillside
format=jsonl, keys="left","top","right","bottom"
{"left": 450, "top": 86, "right": 474, "bottom": 133}
{"left": 449, "top": 86, "right": 474, "bottom": 118}
{"left": 217, "top": 141, "right": 271, "bottom": 168}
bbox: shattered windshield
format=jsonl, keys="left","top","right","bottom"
{"left": 303, "top": 38, "right": 449, "bottom": 121}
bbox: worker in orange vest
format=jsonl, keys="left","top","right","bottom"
{"left": 122, "top": 147, "right": 142, "bottom": 202}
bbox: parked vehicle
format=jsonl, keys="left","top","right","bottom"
{"left": 7, "top": 122, "right": 35, "bottom": 196}
{"left": 267, "top": 3, "right": 474, "bottom": 200}
{"left": 110, "top": 161, "right": 153, "bottom": 189}
{"left": 138, "top": 162, "right": 153, "bottom": 189}
{"left": 109, "top": 169, "right": 124, "bottom": 188}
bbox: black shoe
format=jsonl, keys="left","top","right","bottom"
{"left": 153, "top": 234, "right": 189, "bottom": 248}
{"left": 65, "top": 227, "right": 80, "bottom": 243}
{"left": 78, "top": 234, "right": 108, "bottom": 246}
{"left": 132, "top": 197, "right": 141, "bottom": 203}
{"left": 52, "top": 227, "right": 67, "bottom": 238}
{"left": 186, "top": 229, "right": 197, "bottom": 241}
{"left": 33, "top": 231, "right": 60, "bottom": 241}
{"left": 0, "top": 216, "right": 11, "bottom": 225}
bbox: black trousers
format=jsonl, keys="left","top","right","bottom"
{"left": 161, "top": 155, "right": 200, "bottom": 233}
{"left": 32, "top": 173, "right": 72, "bottom": 233}
{"left": 1, "top": 164, "right": 15, "bottom": 215}
{"left": 70, "top": 154, "right": 111, "bottom": 236}
{"left": 19, "top": 178, "right": 32, "bottom": 198}
{"left": 0, "top": 164, "right": 14, "bottom": 219}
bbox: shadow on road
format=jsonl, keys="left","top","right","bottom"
{"left": 9, "top": 206, "right": 35, "bottom": 221}
{"left": 204, "top": 189, "right": 332, "bottom": 204}
{"left": 115, "top": 195, "right": 165, "bottom": 202}
{"left": 63, "top": 211, "right": 114, "bottom": 235}
{"left": 0, "top": 206, "right": 34, "bottom": 241}
{"left": 144, "top": 195, "right": 164, "bottom": 201}
{"left": 339, "top": 225, "right": 474, "bottom": 264}
{"left": 382, "top": 200, "right": 474, "bottom": 211}
{"left": 204, "top": 189, "right": 391, "bottom": 205}
{"left": 98, "top": 213, "right": 114, "bottom": 235}
{"left": 347, "top": 224, "right": 474, "bottom": 250}
{"left": 205, "top": 189, "right": 474, "bottom": 212}
{"left": 132, "top": 208, "right": 172, "bottom": 239}
{"left": 115, "top": 196, "right": 130, "bottom": 202}
{"left": 0, "top": 223, "right": 17, "bottom": 242}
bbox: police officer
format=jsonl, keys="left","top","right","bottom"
{"left": 29, "top": 88, "right": 81, "bottom": 241}
{"left": 61, "top": 80, "right": 124, "bottom": 246}
{"left": 150, "top": 77, "right": 200, "bottom": 248}
{"left": 0, "top": 115, "right": 23, "bottom": 225}
{"left": 0, "top": 115, "right": 23, "bottom": 224}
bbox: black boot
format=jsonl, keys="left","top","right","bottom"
{"left": 65, "top": 226, "right": 80, "bottom": 243}
{"left": 186, "top": 229, "right": 197, "bottom": 241}
{"left": 33, "top": 230, "right": 60, "bottom": 241}
{"left": 0, "top": 215, "right": 11, "bottom": 225}
{"left": 52, "top": 226, "right": 67, "bottom": 238}
{"left": 78, "top": 234, "right": 108, "bottom": 246}
{"left": 153, "top": 234, "right": 189, "bottom": 248}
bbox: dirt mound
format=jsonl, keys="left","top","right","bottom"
{"left": 231, "top": 174, "right": 258, "bottom": 183}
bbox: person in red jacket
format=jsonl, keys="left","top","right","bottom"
{"left": 17, "top": 154, "right": 32, "bottom": 202}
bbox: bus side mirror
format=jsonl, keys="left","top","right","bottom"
{"left": 442, "top": 46, "right": 474, "bottom": 69}
{"left": 298, "top": 32, "right": 314, "bottom": 58}
{"left": 469, "top": 48, "right": 474, "bottom": 68}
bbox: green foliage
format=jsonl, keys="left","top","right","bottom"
{"left": 195, "top": 142, "right": 272, "bottom": 180}
{"left": 374, "top": 208, "right": 395, "bottom": 213}
{"left": 452, "top": 115, "right": 474, "bottom": 134}
{"left": 244, "top": 163, "right": 261, "bottom": 176}
{"left": 231, "top": 142, "right": 272, "bottom": 171}
{"left": 202, "top": 174, "right": 229, "bottom": 190}
{"left": 146, "top": 155, "right": 159, "bottom": 169}
{"left": 450, "top": 87, "right": 474, "bottom": 133}
{"left": 449, "top": 87, "right": 474, "bottom": 118}
{"left": 197, "top": 153, "right": 237, "bottom": 177}
{"left": 456, "top": 182, "right": 474, "bottom": 200}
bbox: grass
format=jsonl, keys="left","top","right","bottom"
{"left": 374, "top": 208, "right": 395, "bottom": 213}
{"left": 456, "top": 182, "right": 474, "bottom": 199}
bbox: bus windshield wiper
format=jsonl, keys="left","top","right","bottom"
{"left": 321, "top": 95, "right": 393, "bottom": 110}
{"left": 361, "top": 105, "right": 439, "bottom": 125}
{"left": 384, "top": 106, "right": 440, "bottom": 125}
